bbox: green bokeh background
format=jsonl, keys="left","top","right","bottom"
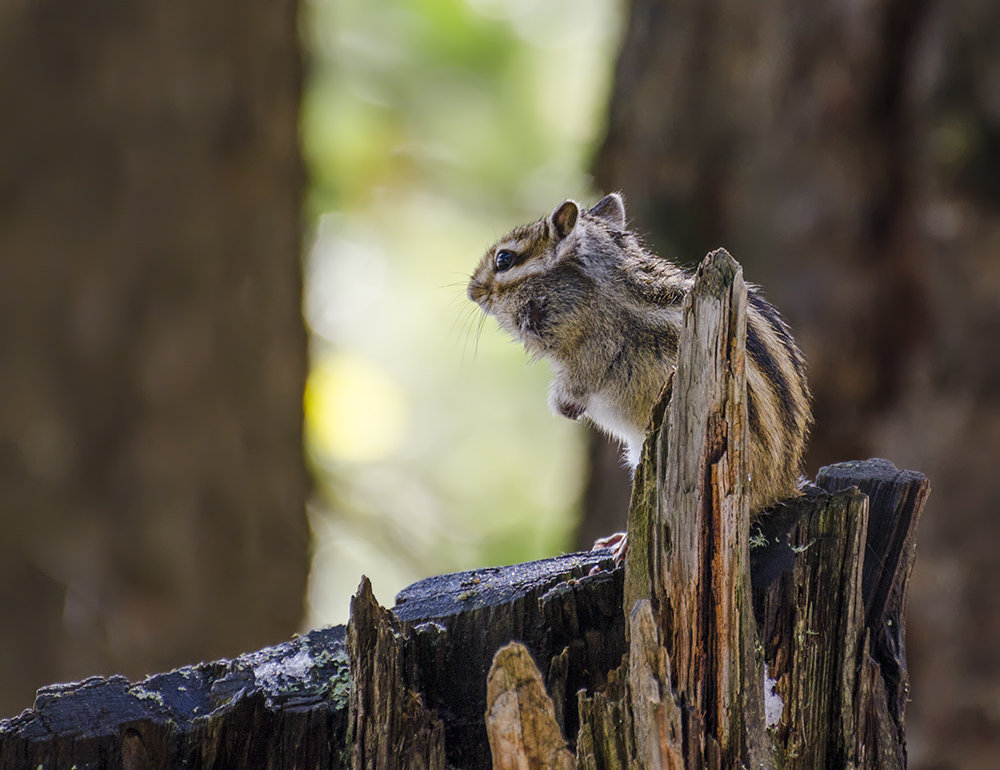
{"left": 300, "top": 0, "right": 621, "bottom": 625}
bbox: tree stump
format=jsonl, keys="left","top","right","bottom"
{"left": 0, "top": 250, "right": 927, "bottom": 769}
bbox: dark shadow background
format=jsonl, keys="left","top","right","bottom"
{"left": 0, "top": 0, "right": 309, "bottom": 717}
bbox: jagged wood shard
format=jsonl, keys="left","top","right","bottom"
{"left": 485, "top": 643, "right": 575, "bottom": 770}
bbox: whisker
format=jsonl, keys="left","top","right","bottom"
{"left": 463, "top": 307, "right": 485, "bottom": 367}
{"left": 443, "top": 290, "right": 469, "bottom": 316}
{"left": 446, "top": 301, "right": 467, "bottom": 345}
{"left": 455, "top": 305, "right": 477, "bottom": 361}
{"left": 473, "top": 311, "right": 490, "bottom": 358}
{"left": 450, "top": 301, "right": 479, "bottom": 369}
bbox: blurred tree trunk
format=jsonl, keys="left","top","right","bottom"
{"left": 0, "top": 1, "right": 309, "bottom": 716}
{"left": 587, "top": 0, "right": 1000, "bottom": 766}
{"left": 575, "top": 433, "right": 631, "bottom": 551}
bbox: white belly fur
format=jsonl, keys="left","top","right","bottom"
{"left": 583, "top": 394, "right": 646, "bottom": 470}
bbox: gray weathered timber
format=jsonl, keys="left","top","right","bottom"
{"left": 0, "top": 251, "right": 926, "bottom": 769}
{"left": 0, "top": 457, "right": 924, "bottom": 770}
{"left": 755, "top": 487, "right": 870, "bottom": 768}
{"left": 353, "top": 552, "right": 625, "bottom": 770}
{"left": 0, "top": 550, "right": 621, "bottom": 770}
{"left": 0, "top": 624, "right": 351, "bottom": 770}
{"left": 348, "top": 578, "right": 446, "bottom": 769}
{"left": 816, "top": 457, "right": 927, "bottom": 729}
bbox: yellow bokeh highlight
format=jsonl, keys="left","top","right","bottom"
{"left": 304, "top": 352, "right": 407, "bottom": 463}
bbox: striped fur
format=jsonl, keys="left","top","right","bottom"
{"left": 468, "top": 194, "right": 811, "bottom": 515}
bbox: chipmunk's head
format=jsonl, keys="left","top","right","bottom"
{"left": 467, "top": 194, "right": 627, "bottom": 356}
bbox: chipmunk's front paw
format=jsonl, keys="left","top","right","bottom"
{"left": 590, "top": 531, "right": 628, "bottom": 573}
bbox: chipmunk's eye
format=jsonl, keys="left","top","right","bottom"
{"left": 494, "top": 249, "right": 517, "bottom": 272}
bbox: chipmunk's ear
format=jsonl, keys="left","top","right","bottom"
{"left": 589, "top": 193, "right": 626, "bottom": 229}
{"left": 550, "top": 200, "right": 579, "bottom": 239}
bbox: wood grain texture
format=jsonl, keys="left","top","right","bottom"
{"left": 0, "top": 256, "right": 927, "bottom": 769}
{"left": 0, "top": 455, "right": 925, "bottom": 770}
{"left": 485, "top": 643, "right": 575, "bottom": 770}
{"left": 348, "top": 578, "right": 445, "bottom": 770}
{"left": 652, "top": 248, "right": 763, "bottom": 768}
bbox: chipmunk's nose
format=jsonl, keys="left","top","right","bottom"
{"left": 467, "top": 279, "right": 485, "bottom": 304}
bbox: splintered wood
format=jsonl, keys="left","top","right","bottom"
{"left": 486, "top": 248, "right": 765, "bottom": 769}
{"left": 485, "top": 644, "right": 576, "bottom": 770}
{"left": 649, "top": 249, "right": 765, "bottom": 768}
{"left": 483, "top": 249, "right": 925, "bottom": 770}
{"left": 626, "top": 600, "right": 684, "bottom": 770}
{"left": 348, "top": 577, "right": 446, "bottom": 770}
{"left": 1, "top": 252, "right": 926, "bottom": 768}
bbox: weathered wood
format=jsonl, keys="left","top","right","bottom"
{"left": 485, "top": 643, "right": 575, "bottom": 770}
{"left": 652, "top": 248, "right": 764, "bottom": 768}
{"left": 576, "top": 248, "right": 766, "bottom": 770}
{"left": 0, "top": 552, "right": 620, "bottom": 770}
{"left": 574, "top": 663, "right": 632, "bottom": 770}
{"left": 621, "top": 372, "right": 670, "bottom": 628}
{"left": 742, "top": 459, "right": 928, "bottom": 770}
{"left": 347, "top": 577, "right": 446, "bottom": 770}
{"left": 0, "top": 624, "right": 351, "bottom": 770}
{"left": 816, "top": 457, "right": 928, "bottom": 742}
{"left": 520, "top": 251, "right": 926, "bottom": 770}
{"left": 626, "top": 600, "right": 684, "bottom": 770}
{"left": 755, "top": 488, "right": 870, "bottom": 768}
{"left": 0, "top": 457, "right": 924, "bottom": 770}
{"left": 390, "top": 552, "right": 625, "bottom": 769}
{"left": 0, "top": 249, "right": 927, "bottom": 770}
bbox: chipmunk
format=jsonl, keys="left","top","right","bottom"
{"left": 467, "top": 194, "right": 811, "bottom": 553}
